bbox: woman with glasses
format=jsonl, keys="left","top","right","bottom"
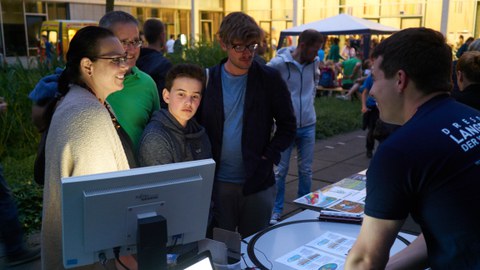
{"left": 41, "top": 26, "right": 131, "bottom": 269}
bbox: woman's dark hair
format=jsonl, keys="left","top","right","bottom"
{"left": 58, "top": 26, "right": 115, "bottom": 95}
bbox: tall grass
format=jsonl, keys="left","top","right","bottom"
{"left": 315, "top": 96, "right": 362, "bottom": 139}
{"left": 0, "top": 47, "right": 362, "bottom": 235}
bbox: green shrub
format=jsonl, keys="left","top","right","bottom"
{"left": 0, "top": 59, "right": 54, "bottom": 235}
{"left": 0, "top": 61, "right": 53, "bottom": 158}
{"left": 167, "top": 40, "right": 227, "bottom": 67}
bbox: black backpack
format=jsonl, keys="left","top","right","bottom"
{"left": 33, "top": 95, "right": 62, "bottom": 186}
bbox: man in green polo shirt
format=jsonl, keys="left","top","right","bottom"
{"left": 100, "top": 11, "right": 160, "bottom": 151}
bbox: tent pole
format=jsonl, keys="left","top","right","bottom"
{"left": 363, "top": 35, "right": 370, "bottom": 60}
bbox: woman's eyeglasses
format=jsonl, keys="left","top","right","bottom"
{"left": 231, "top": 43, "right": 258, "bottom": 53}
{"left": 95, "top": 52, "right": 128, "bottom": 66}
{"left": 120, "top": 39, "right": 143, "bottom": 48}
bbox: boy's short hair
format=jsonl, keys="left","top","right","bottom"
{"left": 165, "top": 63, "right": 206, "bottom": 92}
{"left": 468, "top": 39, "right": 480, "bottom": 52}
{"left": 217, "top": 12, "right": 263, "bottom": 45}
{"left": 372, "top": 27, "right": 452, "bottom": 95}
{"left": 457, "top": 51, "right": 480, "bottom": 83}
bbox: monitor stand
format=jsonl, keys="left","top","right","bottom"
{"left": 137, "top": 215, "right": 167, "bottom": 270}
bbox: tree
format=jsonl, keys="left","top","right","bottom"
{"left": 106, "top": 0, "right": 114, "bottom": 13}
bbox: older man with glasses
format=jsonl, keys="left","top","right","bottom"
{"left": 100, "top": 11, "right": 160, "bottom": 153}
{"left": 196, "top": 12, "right": 296, "bottom": 238}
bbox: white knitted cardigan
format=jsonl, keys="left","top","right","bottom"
{"left": 41, "top": 85, "right": 129, "bottom": 270}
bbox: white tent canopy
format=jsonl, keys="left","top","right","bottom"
{"left": 278, "top": 13, "right": 400, "bottom": 57}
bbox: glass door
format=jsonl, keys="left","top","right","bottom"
{"left": 25, "top": 14, "right": 46, "bottom": 57}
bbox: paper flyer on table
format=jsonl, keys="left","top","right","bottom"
{"left": 275, "top": 246, "right": 345, "bottom": 270}
{"left": 327, "top": 199, "right": 365, "bottom": 214}
{"left": 349, "top": 172, "right": 367, "bottom": 180}
{"left": 276, "top": 231, "right": 355, "bottom": 270}
{"left": 293, "top": 171, "right": 367, "bottom": 215}
{"left": 321, "top": 186, "right": 357, "bottom": 199}
{"left": 305, "top": 231, "right": 356, "bottom": 257}
{"left": 294, "top": 191, "right": 338, "bottom": 208}
{"left": 334, "top": 178, "right": 366, "bottom": 191}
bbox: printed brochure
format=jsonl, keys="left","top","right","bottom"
{"left": 294, "top": 173, "right": 366, "bottom": 216}
{"left": 276, "top": 231, "right": 356, "bottom": 270}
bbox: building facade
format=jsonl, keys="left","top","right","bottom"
{"left": 0, "top": 0, "right": 479, "bottom": 61}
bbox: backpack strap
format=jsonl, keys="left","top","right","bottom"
{"left": 205, "top": 68, "right": 209, "bottom": 88}
{"left": 33, "top": 94, "right": 63, "bottom": 186}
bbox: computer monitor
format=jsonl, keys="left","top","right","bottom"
{"left": 61, "top": 159, "right": 216, "bottom": 269}
{"left": 174, "top": 250, "right": 215, "bottom": 270}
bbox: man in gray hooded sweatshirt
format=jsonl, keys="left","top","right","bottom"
{"left": 267, "top": 29, "right": 324, "bottom": 224}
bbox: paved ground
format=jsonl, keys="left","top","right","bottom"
{"left": 275, "top": 129, "right": 420, "bottom": 235}
{"left": 0, "top": 129, "right": 420, "bottom": 269}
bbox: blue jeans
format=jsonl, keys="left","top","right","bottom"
{"left": 273, "top": 124, "right": 315, "bottom": 214}
{"left": 0, "top": 165, "right": 24, "bottom": 256}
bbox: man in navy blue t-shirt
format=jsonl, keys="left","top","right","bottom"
{"left": 345, "top": 28, "right": 480, "bottom": 269}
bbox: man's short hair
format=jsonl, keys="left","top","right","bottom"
{"left": 468, "top": 39, "right": 480, "bottom": 52}
{"left": 99, "top": 10, "right": 138, "bottom": 30}
{"left": 217, "top": 12, "right": 263, "bottom": 45}
{"left": 143, "top": 19, "right": 164, "bottom": 44}
{"left": 372, "top": 27, "right": 452, "bottom": 94}
{"left": 298, "top": 29, "right": 324, "bottom": 48}
{"left": 456, "top": 51, "right": 480, "bottom": 84}
{"left": 165, "top": 63, "right": 206, "bottom": 92}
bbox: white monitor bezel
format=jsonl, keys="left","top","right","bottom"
{"left": 61, "top": 159, "right": 215, "bottom": 268}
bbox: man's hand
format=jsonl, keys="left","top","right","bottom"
{"left": 0, "top": 97, "right": 7, "bottom": 114}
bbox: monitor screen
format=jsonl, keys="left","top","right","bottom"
{"left": 61, "top": 159, "right": 215, "bottom": 269}
{"left": 175, "top": 250, "right": 215, "bottom": 270}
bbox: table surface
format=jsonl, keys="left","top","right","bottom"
{"left": 241, "top": 209, "right": 418, "bottom": 270}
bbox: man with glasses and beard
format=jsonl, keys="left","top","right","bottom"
{"left": 196, "top": 12, "right": 296, "bottom": 238}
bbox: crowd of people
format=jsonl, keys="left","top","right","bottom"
{"left": 1, "top": 9, "right": 479, "bottom": 270}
